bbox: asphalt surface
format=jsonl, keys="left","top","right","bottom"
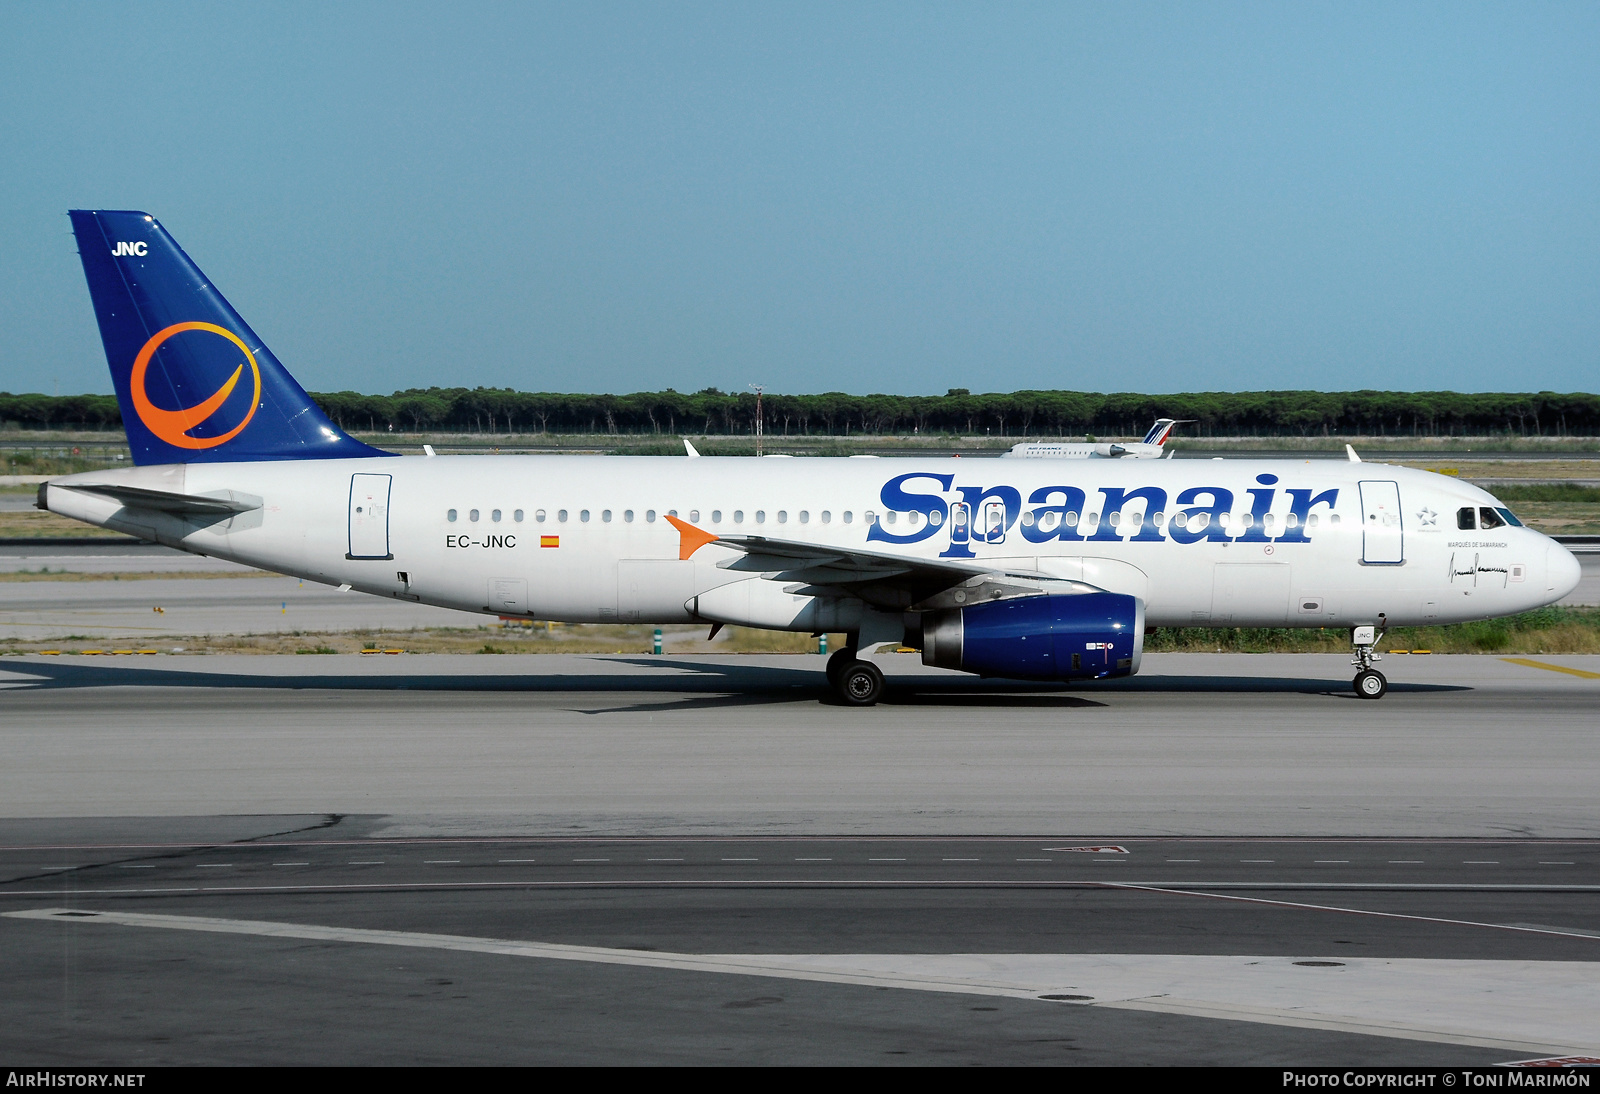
{"left": 4, "top": 824, "right": 1598, "bottom": 1066}
{"left": 3, "top": 558, "right": 1598, "bottom": 1064}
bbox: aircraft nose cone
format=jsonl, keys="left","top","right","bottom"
{"left": 1546, "top": 542, "right": 1582, "bottom": 600}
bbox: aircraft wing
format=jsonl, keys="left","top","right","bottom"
{"left": 667, "top": 515, "right": 1095, "bottom": 611}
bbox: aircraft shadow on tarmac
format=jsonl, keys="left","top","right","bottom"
{"left": 0, "top": 657, "right": 1468, "bottom": 704}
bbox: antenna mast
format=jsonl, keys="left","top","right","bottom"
{"left": 749, "top": 384, "right": 765, "bottom": 457}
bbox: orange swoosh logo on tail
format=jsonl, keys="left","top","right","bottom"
{"left": 130, "top": 322, "right": 262, "bottom": 450}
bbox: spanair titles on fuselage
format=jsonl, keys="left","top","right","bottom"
{"left": 868, "top": 469, "right": 1339, "bottom": 557}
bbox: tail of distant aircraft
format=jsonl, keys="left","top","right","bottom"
{"left": 1142, "top": 418, "right": 1192, "bottom": 446}
{"left": 68, "top": 210, "right": 388, "bottom": 465}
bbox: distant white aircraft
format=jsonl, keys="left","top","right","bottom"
{"left": 1004, "top": 419, "right": 1191, "bottom": 460}
{"left": 42, "top": 211, "right": 1581, "bottom": 704}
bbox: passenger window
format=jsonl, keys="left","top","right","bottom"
{"left": 865, "top": 511, "right": 877, "bottom": 525}
{"left": 1330, "top": 514, "right": 1341, "bottom": 524}
{"left": 1308, "top": 515, "right": 1318, "bottom": 528}
{"left": 1021, "top": 511, "right": 1035, "bottom": 527}
{"left": 821, "top": 511, "right": 831, "bottom": 523}
{"left": 1457, "top": 507, "right": 1476, "bottom": 530}
{"left": 733, "top": 510, "right": 744, "bottom": 523}
{"left": 580, "top": 510, "right": 590, "bottom": 522}
{"left": 491, "top": 509, "right": 502, "bottom": 522}
{"left": 1478, "top": 507, "right": 1505, "bottom": 530}
{"left": 799, "top": 511, "right": 809, "bottom": 523}
{"left": 885, "top": 512, "right": 896, "bottom": 525}
{"left": 558, "top": 509, "right": 568, "bottom": 522}
{"left": 711, "top": 510, "right": 722, "bottom": 524}
{"left": 843, "top": 512, "right": 853, "bottom": 524}
{"left": 1151, "top": 511, "right": 1164, "bottom": 527}
{"left": 1286, "top": 513, "right": 1299, "bottom": 528}
{"left": 754, "top": 511, "right": 765, "bottom": 523}
{"left": 688, "top": 509, "right": 699, "bottom": 522}
{"left": 624, "top": 510, "right": 634, "bottom": 523}
{"left": 777, "top": 511, "right": 788, "bottom": 523}
{"left": 447, "top": 509, "right": 458, "bottom": 522}
{"left": 1066, "top": 511, "right": 1079, "bottom": 527}
{"left": 535, "top": 510, "right": 546, "bottom": 522}
{"left": 645, "top": 510, "right": 656, "bottom": 522}
{"left": 602, "top": 510, "right": 612, "bottom": 522}
{"left": 469, "top": 509, "right": 480, "bottom": 522}
{"left": 929, "top": 509, "right": 942, "bottom": 526}
{"left": 513, "top": 509, "right": 524, "bottom": 522}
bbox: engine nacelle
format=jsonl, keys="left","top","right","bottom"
{"left": 917, "top": 592, "right": 1145, "bottom": 681}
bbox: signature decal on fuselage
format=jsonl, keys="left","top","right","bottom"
{"left": 1448, "top": 551, "right": 1510, "bottom": 587}
{"left": 865, "top": 472, "right": 1340, "bottom": 558}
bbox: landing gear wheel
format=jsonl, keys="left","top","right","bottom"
{"left": 836, "top": 660, "right": 885, "bottom": 706}
{"left": 1354, "top": 669, "right": 1388, "bottom": 700}
{"left": 825, "top": 647, "right": 857, "bottom": 688}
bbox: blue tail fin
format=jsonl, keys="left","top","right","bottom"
{"left": 69, "top": 210, "right": 389, "bottom": 464}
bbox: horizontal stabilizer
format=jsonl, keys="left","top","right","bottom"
{"left": 49, "top": 482, "right": 262, "bottom": 515}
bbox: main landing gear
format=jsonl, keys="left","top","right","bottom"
{"left": 1352, "top": 621, "right": 1388, "bottom": 700}
{"left": 826, "top": 645, "right": 885, "bottom": 706}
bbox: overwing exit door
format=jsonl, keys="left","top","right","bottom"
{"left": 348, "top": 473, "right": 393, "bottom": 560}
{"left": 1358, "top": 480, "right": 1404, "bottom": 564}
{"left": 980, "top": 499, "right": 1007, "bottom": 544}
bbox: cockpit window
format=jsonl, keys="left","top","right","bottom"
{"left": 1478, "top": 507, "right": 1505, "bottom": 530}
{"left": 1456, "top": 507, "right": 1476, "bottom": 530}
{"left": 1495, "top": 507, "right": 1523, "bottom": 528}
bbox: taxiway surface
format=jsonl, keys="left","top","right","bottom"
{"left": 3, "top": 652, "right": 1596, "bottom": 1065}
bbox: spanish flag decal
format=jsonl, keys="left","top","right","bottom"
{"left": 540, "top": 535, "right": 560, "bottom": 548}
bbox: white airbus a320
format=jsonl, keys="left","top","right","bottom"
{"left": 41, "top": 211, "right": 1581, "bottom": 704}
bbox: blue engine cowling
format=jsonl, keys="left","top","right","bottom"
{"left": 919, "top": 592, "right": 1144, "bottom": 680}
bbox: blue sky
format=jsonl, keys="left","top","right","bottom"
{"left": 2, "top": 2, "right": 1596, "bottom": 396}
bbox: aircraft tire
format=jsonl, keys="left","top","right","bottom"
{"left": 836, "top": 660, "right": 885, "bottom": 706}
{"left": 1354, "top": 669, "right": 1388, "bottom": 700}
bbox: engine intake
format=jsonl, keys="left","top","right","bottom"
{"left": 919, "top": 592, "right": 1144, "bottom": 680}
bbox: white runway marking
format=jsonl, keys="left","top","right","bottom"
{"left": 7, "top": 907, "right": 1593, "bottom": 1056}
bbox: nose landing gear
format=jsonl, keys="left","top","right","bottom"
{"left": 1352, "top": 621, "right": 1388, "bottom": 700}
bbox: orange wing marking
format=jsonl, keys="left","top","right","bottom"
{"left": 665, "top": 514, "right": 719, "bottom": 560}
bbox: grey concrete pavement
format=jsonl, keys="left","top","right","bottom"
{"left": 2, "top": 652, "right": 1596, "bottom": 837}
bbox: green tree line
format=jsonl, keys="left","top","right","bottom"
{"left": 3, "top": 387, "right": 1598, "bottom": 437}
